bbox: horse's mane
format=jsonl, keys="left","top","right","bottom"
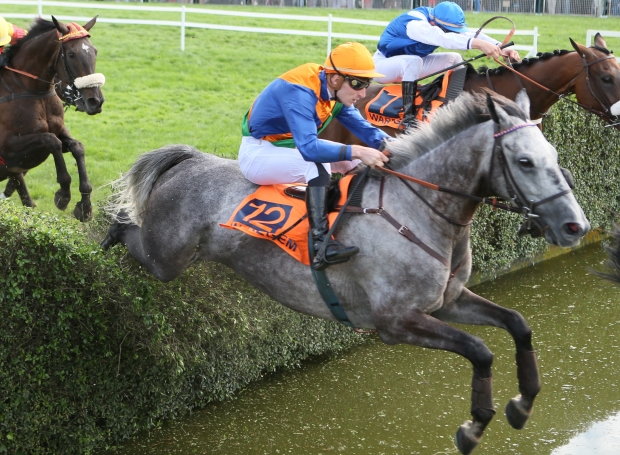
{"left": 3, "top": 18, "right": 56, "bottom": 63}
{"left": 469, "top": 44, "right": 611, "bottom": 77}
{"left": 467, "top": 49, "right": 573, "bottom": 77}
{"left": 384, "top": 92, "right": 527, "bottom": 171}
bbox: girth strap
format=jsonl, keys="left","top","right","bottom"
{"left": 0, "top": 88, "right": 55, "bottom": 105}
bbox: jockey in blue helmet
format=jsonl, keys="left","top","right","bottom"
{"left": 373, "top": 1, "right": 520, "bottom": 126}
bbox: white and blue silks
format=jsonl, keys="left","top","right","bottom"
{"left": 373, "top": 7, "right": 499, "bottom": 84}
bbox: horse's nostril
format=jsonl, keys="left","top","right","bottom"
{"left": 566, "top": 223, "right": 580, "bottom": 234}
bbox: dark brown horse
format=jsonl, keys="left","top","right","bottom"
{"left": 321, "top": 34, "right": 620, "bottom": 144}
{"left": 0, "top": 17, "right": 105, "bottom": 221}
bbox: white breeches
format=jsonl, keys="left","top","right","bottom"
{"left": 373, "top": 51, "right": 463, "bottom": 84}
{"left": 238, "top": 136, "right": 360, "bottom": 186}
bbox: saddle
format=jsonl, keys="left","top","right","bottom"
{"left": 365, "top": 66, "right": 467, "bottom": 129}
{"left": 220, "top": 175, "right": 365, "bottom": 265}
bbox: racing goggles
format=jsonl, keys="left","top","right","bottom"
{"left": 344, "top": 75, "right": 372, "bottom": 91}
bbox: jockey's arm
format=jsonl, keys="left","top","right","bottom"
{"left": 336, "top": 104, "right": 391, "bottom": 150}
{"left": 280, "top": 85, "right": 353, "bottom": 163}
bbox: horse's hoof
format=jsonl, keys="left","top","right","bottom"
{"left": 100, "top": 232, "right": 117, "bottom": 250}
{"left": 455, "top": 421, "right": 481, "bottom": 455}
{"left": 505, "top": 395, "right": 532, "bottom": 430}
{"left": 54, "top": 192, "right": 70, "bottom": 211}
{"left": 74, "top": 202, "right": 93, "bottom": 222}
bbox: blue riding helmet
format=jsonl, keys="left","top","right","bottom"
{"left": 431, "top": 2, "right": 468, "bottom": 33}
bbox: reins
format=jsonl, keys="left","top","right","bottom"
{"left": 354, "top": 121, "right": 573, "bottom": 267}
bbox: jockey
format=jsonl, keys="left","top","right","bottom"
{"left": 239, "top": 42, "right": 390, "bottom": 271}
{"left": 0, "top": 16, "right": 27, "bottom": 55}
{"left": 373, "top": 1, "right": 520, "bottom": 126}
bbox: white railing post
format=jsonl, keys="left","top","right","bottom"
{"left": 327, "top": 13, "right": 332, "bottom": 57}
{"left": 532, "top": 26, "right": 538, "bottom": 57}
{"left": 37, "top": 0, "right": 42, "bottom": 17}
{"left": 181, "top": 5, "right": 186, "bottom": 52}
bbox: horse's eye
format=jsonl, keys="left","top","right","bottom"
{"left": 67, "top": 52, "right": 75, "bottom": 58}
{"left": 519, "top": 158, "right": 534, "bottom": 168}
{"left": 602, "top": 75, "right": 613, "bottom": 84}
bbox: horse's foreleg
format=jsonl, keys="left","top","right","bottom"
{"left": 60, "top": 133, "right": 92, "bottom": 222}
{"left": 432, "top": 288, "right": 541, "bottom": 431}
{"left": 375, "top": 310, "right": 495, "bottom": 455}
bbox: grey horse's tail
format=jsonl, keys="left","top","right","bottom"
{"left": 106, "top": 145, "right": 204, "bottom": 226}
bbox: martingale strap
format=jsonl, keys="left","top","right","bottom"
{"left": 344, "top": 177, "right": 450, "bottom": 268}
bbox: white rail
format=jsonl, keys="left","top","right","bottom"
{"left": 0, "top": 0, "right": 538, "bottom": 56}
{"left": 586, "top": 29, "right": 620, "bottom": 61}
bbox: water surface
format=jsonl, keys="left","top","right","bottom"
{"left": 109, "top": 243, "right": 620, "bottom": 454}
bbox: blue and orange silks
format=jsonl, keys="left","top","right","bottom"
{"left": 241, "top": 63, "right": 389, "bottom": 163}
{"left": 221, "top": 175, "right": 355, "bottom": 265}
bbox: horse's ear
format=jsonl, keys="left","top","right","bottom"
{"left": 83, "top": 16, "right": 98, "bottom": 32}
{"left": 52, "top": 16, "right": 70, "bottom": 36}
{"left": 569, "top": 37, "right": 588, "bottom": 57}
{"left": 594, "top": 33, "right": 608, "bottom": 50}
{"left": 486, "top": 93, "right": 512, "bottom": 126}
{"left": 515, "top": 89, "right": 531, "bottom": 119}
{"left": 486, "top": 93, "right": 500, "bottom": 124}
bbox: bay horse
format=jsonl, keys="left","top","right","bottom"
{"left": 321, "top": 34, "right": 620, "bottom": 144}
{"left": 100, "top": 91, "right": 589, "bottom": 454}
{"left": 0, "top": 17, "right": 105, "bottom": 221}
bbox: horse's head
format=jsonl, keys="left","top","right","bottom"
{"left": 53, "top": 16, "right": 105, "bottom": 115}
{"left": 570, "top": 34, "right": 620, "bottom": 128}
{"left": 487, "top": 90, "right": 590, "bottom": 247}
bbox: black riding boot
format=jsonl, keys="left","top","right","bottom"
{"left": 401, "top": 81, "right": 418, "bottom": 129}
{"left": 306, "top": 186, "right": 359, "bottom": 271}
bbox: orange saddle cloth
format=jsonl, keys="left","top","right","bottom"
{"left": 220, "top": 175, "right": 355, "bottom": 266}
{"left": 365, "top": 68, "right": 466, "bottom": 129}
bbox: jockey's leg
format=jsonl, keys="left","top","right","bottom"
{"left": 237, "top": 137, "right": 359, "bottom": 270}
{"left": 307, "top": 164, "right": 358, "bottom": 271}
{"left": 419, "top": 52, "right": 463, "bottom": 78}
{"left": 372, "top": 54, "right": 425, "bottom": 129}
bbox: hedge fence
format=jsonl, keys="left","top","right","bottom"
{"left": 0, "top": 101, "right": 618, "bottom": 454}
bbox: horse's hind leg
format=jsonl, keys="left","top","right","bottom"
{"left": 3, "top": 174, "right": 36, "bottom": 207}
{"left": 432, "top": 288, "right": 541, "bottom": 431}
{"left": 375, "top": 310, "right": 495, "bottom": 455}
{"left": 102, "top": 215, "right": 199, "bottom": 282}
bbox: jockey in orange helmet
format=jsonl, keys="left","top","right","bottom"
{"left": 0, "top": 16, "right": 27, "bottom": 55}
{"left": 240, "top": 42, "right": 390, "bottom": 270}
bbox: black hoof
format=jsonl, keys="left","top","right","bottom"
{"left": 54, "top": 192, "right": 70, "bottom": 211}
{"left": 74, "top": 201, "right": 93, "bottom": 222}
{"left": 505, "top": 396, "right": 531, "bottom": 430}
{"left": 455, "top": 421, "right": 481, "bottom": 455}
{"left": 100, "top": 230, "right": 117, "bottom": 250}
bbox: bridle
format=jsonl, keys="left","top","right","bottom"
{"left": 492, "top": 51, "right": 619, "bottom": 125}
{"left": 377, "top": 122, "right": 572, "bottom": 232}
{"left": 0, "top": 22, "right": 104, "bottom": 107}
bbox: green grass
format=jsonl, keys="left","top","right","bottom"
{"left": 2, "top": 2, "right": 619, "bottom": 217}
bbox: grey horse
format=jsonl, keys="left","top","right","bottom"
{"left": 101, "top": 91, "right": 590, "bottom": 454}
